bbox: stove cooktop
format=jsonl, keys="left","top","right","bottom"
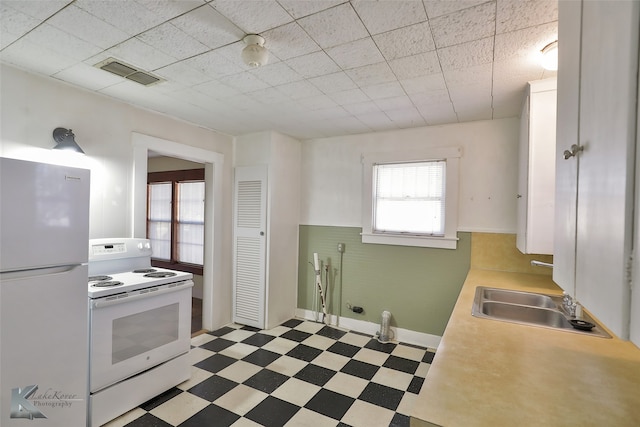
{"left": 88, "top": 267, "right": 193, "bottom": 299}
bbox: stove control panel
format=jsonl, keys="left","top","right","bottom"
{"left": 91, "top": 242, "right": 126, "bottom": 256}
{"left": 89, "top": 238, "right": 153, "bottom": 261}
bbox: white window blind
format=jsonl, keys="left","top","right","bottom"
{"left": 148, "top": 182, "right": 171, "bottom": 260}
{"left": 177, "top": 181, "right": 205, "bottom": 265}
{"left": 374, "top": 161, "right": 446, "bottom": 236}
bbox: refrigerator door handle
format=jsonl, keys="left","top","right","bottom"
{"left": 0, "top": 264, "right": 83, "bottom": 280}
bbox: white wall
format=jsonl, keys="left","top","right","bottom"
{"left": 0, "top": 64, "right": 235, "bottom": 329}
{"left": 300, "top": 118, "right": 520, "bottom": 233}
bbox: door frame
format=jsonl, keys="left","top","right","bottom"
{"left": 132, "top": 132, "right": 225, "bottom": 331}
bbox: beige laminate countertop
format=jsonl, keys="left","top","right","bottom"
{"left": 411, "top": 269, "right": 640, "bottom": 427}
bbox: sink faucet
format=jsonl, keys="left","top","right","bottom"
{"left": 561, "top": 293, "right": 582, "bottom": 318}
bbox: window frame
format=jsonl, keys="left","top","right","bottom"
{"left": 361, "top": 147, "right": 461, "bottom": 249}
{"left": 147, "top": 168, "right": 205, "bottom": 275}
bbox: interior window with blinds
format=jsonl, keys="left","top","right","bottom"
{"left": 373, "top": 161, "right": 446, "bottom": 236}
{"left": 147, "top": 169, "right": 205, "bottom": 275}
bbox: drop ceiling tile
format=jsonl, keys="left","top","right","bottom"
{"left": 193, "top": 80, "right": 240, "bottom": 98}
{"left": 88, "top": 37, "right": 176, "bottom": 71}
{"left": 135, "top": 0, "right": 206, "bottom": 21}
{"left": 448, "top": 84, "right": 492, "bottom": 103}
{"left": 356, "top": 111, "right": 397, "bottom": 131}
{"left": 496, "top": 0, "right": 557, "bottom": 34}
{"left": 437, "top": 37, "right": 494, "bottom": 70}
{"left": 171, "top": 4, "right": 244, "bottom": 49}
{"left": 400, "top": 74, "right": 447, "bottom": 95}
{"left": 276, "top": 80, "right": 323, "bottom": 100}
{"left": 261, "top": 22, "right": 320, "bottom": 61}
{"left": 53, "top": 62, "right": 123, "bottom": 90}
{"left": 297, "top": 3, "right": 368, "bottom": 49}
{"left": 75, "top": 0, "right": 166, "bottom": 36}
{"left": 278, "top": 0, "right": 345, "bottom": 19}
{"left": 372, "top": 22, "right": 435, "bottom": 61}
{"left": 423, "top": 0, "right": 490, "bottom": 19}
{"left": 389, "top": 51, "right": 440, "bottom": 80}
{"left": 249, "top": 62, "right": 303, "bottom": 86}
{"left": 328, "top": 116, "right": 373, "bottom": 134}
{"left": 443, "top": 63, "right": 492, "bottom": 86}
{"left": 430, "top": 2, "right": 496, "bottom": 48}
{"left": 218, "top": 92, "right": 264, "bottom": 110}
{"left": 285, "top": 51, "right": 340, "bottom": 79}
{"left": 492, "top": 57, "right": 545, "bottom": 89}
{"left": 219, "top": 72, "right": 269, "bottom": 93}
{"left": 494, "top": 21, "right": 557, "bottom": 62}
{"left": 209, "top": 0, "right": 293, "bottom": 34}
{"left": 385, "top": 106, "right": 426, "bottom": 127}
{"left": 326, "top": 37, "right": 385, "bottom": 70}
{"left": 247, "top": 87, "right": 291, "bottom": 105}
{"left": 374, "top": 95, "right": 414, "bottom": 111}
{"left": 137, "top": 22, "right": 209, "bottom": 60}
{"left": 345, "top": 62, "right": 396, "bottom": 87}
{"left": 46, "top": 4, "right": 130, "bottom": 49}
{"left": 327, "top": 88, "right": 370, "bottom": 105}
{"left": 454, "top": 103, "right": 493, "bottom": 122}
{"left": 1, "top": 37, "right": 76, "bottom": 75}
{"left": 492, "top": 90, "right": 524, "bottom": 118}
{"left": 17, "top": 23, "right": 102, "bottom": 62}
{"left": 296, "top": 94, "right": 338, "bottom": 110}
{"left": 155, "top": 62, "right": 212, "bottom": 86}
{"left": 409, "top": 89, "right": 451, "bottom": 106}
{"left": 2, "top": 0, "right": 71, "bottom": 20}
{"left": 0, "top": 4, "right": 40, "bottom": 49}
{"left": 416, "top": 102, "right": 458, "bottom": 124}
{"left": 361, "top": 81, "right": 405, "bottom": 100}
{"left": 184, "top": 49, "right": 245, "bottom": 78}
{"left": 308, "top": 71, "right": 357, "bottom": 94}
{"left": 351, "top": 0, "right": 427, "bottom": 35}
{"left": 343, "top": 101, "right": 382, "bottom": 115}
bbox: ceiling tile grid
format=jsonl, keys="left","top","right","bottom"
{"left": 0, "top": 0, "right": 558, "bottom": 139}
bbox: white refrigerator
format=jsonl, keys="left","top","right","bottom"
{"left": 0, "top": 157, "right": 90, "bottom": 426}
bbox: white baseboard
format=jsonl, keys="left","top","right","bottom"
{"left": 295, "top": 308, "right": 441, "bottom": 350}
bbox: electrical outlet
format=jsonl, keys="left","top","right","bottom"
{"left": 337, "top": 243, "right": 345, "bottom": 253}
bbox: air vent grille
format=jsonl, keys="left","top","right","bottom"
{"left": 94, "top": 58, "right": 164, "bottom": 87}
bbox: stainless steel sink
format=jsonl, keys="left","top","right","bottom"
{"left": 472, "top": 287, "right": 611, "bottom": 338}
{"left": 481, "top": 288, "right": 558, "bottom": 309}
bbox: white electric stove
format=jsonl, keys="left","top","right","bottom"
{"left": 87, "top": 238, "right": 193, "bottom": 427}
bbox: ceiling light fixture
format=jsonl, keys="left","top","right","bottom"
{"left": 241, "top": 34, "right": 269, "bottom": 68}
{"left": 540, "top": 40, "right": 558, "bottom": 71}
{"left": 52, "top": 127, "right": 85, "bottom": 154}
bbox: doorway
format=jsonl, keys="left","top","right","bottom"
{"left": 147, "top": 154, "right": 205, "bottom": 335}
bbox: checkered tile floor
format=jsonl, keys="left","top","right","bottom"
{"left": 103, "top": 319, "right": 436, "bottom": 427}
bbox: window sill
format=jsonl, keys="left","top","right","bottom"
{"left": 361, "top": 232, "right": 458, "bottom": 249}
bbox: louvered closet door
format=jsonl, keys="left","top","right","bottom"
{"left": 233, "top": 166, "right": 267, "bottom": 328}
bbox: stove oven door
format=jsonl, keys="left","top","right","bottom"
{"left": 89, "top": 280, "right": 193, "bottom": 393}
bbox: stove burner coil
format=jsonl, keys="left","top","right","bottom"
{"left": 144, "top": 272, "right": 177, "bottom": 278}
{"left": 88, "top": 275, "right": 112, "bottom": 282}
{"left": 133, "top": 268, "right": 157, "bottom": 273}
{"left": 91, "top": 281, "right": 124, "bottom": 288}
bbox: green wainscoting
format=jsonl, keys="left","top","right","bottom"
{"left": 298, "top": 226, "right": 471, "bottom": 336}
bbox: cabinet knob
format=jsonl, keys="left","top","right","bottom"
{"left": 563, "top": 144, "right": 584, "bottom": 159}
{"left": 516, "top": 194, "right": 522, "bottom": 199}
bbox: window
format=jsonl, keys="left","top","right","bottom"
{"left": 362, "top": 147, "right": 461, "bottom": 249}
{"left": 147, "top": 169, "right": 205, "bottom": 274}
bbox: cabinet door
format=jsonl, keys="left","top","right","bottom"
{"left": 233, "top": 166, "right": 268, "bottom": 329}
{"left": 575, "top": 0, "right": 638, "bottom": 339}
{"left": 553, "top": 0, "right": 582, "bottom": 294}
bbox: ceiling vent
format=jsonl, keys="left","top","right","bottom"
{"left": 94, "top": 58, "right": 164, "bottom": 86}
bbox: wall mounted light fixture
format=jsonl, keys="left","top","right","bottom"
{"left": 52, "top": 127, "right": 85, "bottom": 154}
{"left": 241, "top": 35, "right": 269, "bottom": 68}
{"left": 541, "top": 40, "right": 558, "bottom": 71}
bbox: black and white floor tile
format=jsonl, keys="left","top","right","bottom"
{"left": 103, "top": 319, "right": 436, "bottom": 427}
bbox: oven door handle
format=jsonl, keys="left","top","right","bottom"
{"left": 91, "top": 280, "right": 194, "bottom": 309}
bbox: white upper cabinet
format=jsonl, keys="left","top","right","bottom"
{"left": 554, "top": 0, "right": 639, "bottom": 340}
{"left": 517, "top": 79, "right": 557, "bottom": 255}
